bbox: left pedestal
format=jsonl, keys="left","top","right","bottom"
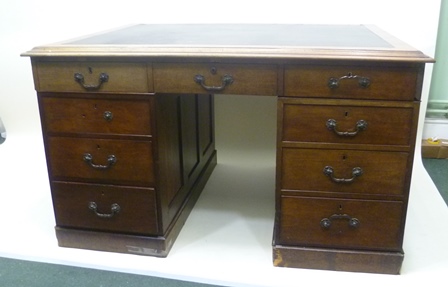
{"left": 31, "top": 58, "right": 216, "bottom": 257}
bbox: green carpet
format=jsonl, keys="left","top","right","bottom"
{"left": 422, "top": 158, "right": 448, "bottom": 205}
{"left": 0, "top": 257, "right": 223, "bottom": 287}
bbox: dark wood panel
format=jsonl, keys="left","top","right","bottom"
{"left": 181, "top": 95, "right": 200, "bottom": 179}
{"left": 36, "top": 61, "right": 151, "bottom": 93}
{"left": 154, "top": 94, "right": 184, "bottom": 231}
{"left": 40, "top": 95, "right": 152, "bottom": 136}
{"left": 155, "top": 93, "right": 216, "bottom": 232}
{"left": 198, "top": 94, "right": 214, "bottom": 156}
{"left": 277, "top": 196, "right": 404, "bottom": 251}
{"left": 154, "top": 63, "right": 278, "bottom": 96}
{"left": 52, "top": 181, "right": 158, "bottom": 235}
{"left": 281, "top": 100, "right": 417, "bottom": 146}
{"left": 281, "top": 148, "right": 409, "bottom": 196}
{"left": 47, "top": 137, "right": 155, "bottom": 186}
{"left": 284, "top": 64, "right": 419, "bottom": 100}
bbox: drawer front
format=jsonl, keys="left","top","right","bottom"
{"left": 40, "top": 96, "right": 152, "bottom": 136}
{"left": 48, "top": 137, "right": 155, "bottom": 186}
{"left": 284, "top": 65, "right": 418, "bottom": 100}
{"left": 52, "top": 181, "right": 158, "bottom": 235}
{"left": 35, "top": 61, "right": 151, "bottom": 93}
{"left": 281, "top": 148, "right": 409, "bottom": 196}
{"left": 282, "top": 100, "right": 416, "bottom": 146}
{"left": 154, "top": 63, "right": 278, "bottom": 95}
{"left": 278, "top": 196, "right": 403, "bottom": 251}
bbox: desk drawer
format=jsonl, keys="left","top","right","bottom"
{"left": 278, "top": 196, "right": 403, "bottom": 251}
{"left": 281, "top": 99, "right": 416, "bottom": 146}
{"left": 154, "top": 63, "right": 278, "bottom": 95}
{"left": 40, "top": 95, "right": 152, "bottom": 136}
{"left": 48, "top": 137, "right": 155, "bottom": 186}
{"left": 281, "top": 148, "right": 409, "bottom": 196}
{"left": 35, "top": 61, "right": 151, "bottom": 93}
{"left": 284, "top": 64, "right": 418, "bottom": 100}
{"left": 52, "top": 181, "right": 158, "bottom": 235}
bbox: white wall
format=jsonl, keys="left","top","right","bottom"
{"left": 0, "top": 0, "right": 441, "bottom": 139}
{"left": 0, "top": 0, "right": 440, "bottom": 137}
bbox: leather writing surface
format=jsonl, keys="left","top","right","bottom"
{"left": 67, "top": 24, "right": 392, "bottom": 48}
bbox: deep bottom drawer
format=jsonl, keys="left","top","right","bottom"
{"left": 278, "top": 195, "right": 404, "bottom": 251}
{"left": 52, "top": 182, "right": 159, "bottom": 235}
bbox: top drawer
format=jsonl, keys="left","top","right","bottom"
{"left": 154, "top": 63, "right": 278, "bottom": 96}
{"left": 284, "top": 64, "right": 419, "bottom": 101}
{"left": 34, "top": 61, "right": 152, "bottom": 93}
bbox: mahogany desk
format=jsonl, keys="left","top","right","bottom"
{"left": 22, "top": 24, "right": 433, "bottom": 274}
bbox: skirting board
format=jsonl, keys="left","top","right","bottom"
{"left": 423, "top": 118, "right": 448, "bottom": 139}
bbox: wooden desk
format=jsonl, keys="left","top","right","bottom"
{"left": 22, "top": 24, "right": 433, "bottom": 274}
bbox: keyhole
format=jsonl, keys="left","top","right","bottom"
{"left": 345, "top": 111, "right": 349, "bottom": 117}
{"left": 88, "top": 67, "right": 93, "bottom": 74}
{"left": 97, "top": 145, "right": 101, "bottom": 150}
{"left": 94, "top": 104, "right": 98, "bottom": 110}
{"left": 342, "top": 154, "right": 347, "bottom": 160}
{"left": 210, "top": 67, "right": 217, "bottom": 75}
{"left": 339, "top": 204, "right": 343, "bottom": 211}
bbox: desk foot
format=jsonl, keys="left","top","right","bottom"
{"left": 273, "top": 244, "right": 404, "bottom": 274}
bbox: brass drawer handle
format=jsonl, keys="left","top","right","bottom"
{"left": 320, "top": 214, "right": 360, "bottom": 229}
{"left": 328, "top": 72, "right": 370, "bottom": 89}
{"left": 323, "top": 166, "right": 363, "bottom": 183}
{"left": 326, "top": 119, "right": 367, "bottom": 136}
{"left": 88, "top": 201, "right": 120, "bottom": 218}
{"left": 74, "top": 72, "right": 109, "bottom": 90}
{"left": 194, "top": 74, "right": 234, "bottom": 92}
{"left": 83, "top": 153, "right": 116, "bottom": 170}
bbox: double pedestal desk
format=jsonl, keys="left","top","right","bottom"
{"left": 23, "top": 24, "right": 433, "bottom": 274}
